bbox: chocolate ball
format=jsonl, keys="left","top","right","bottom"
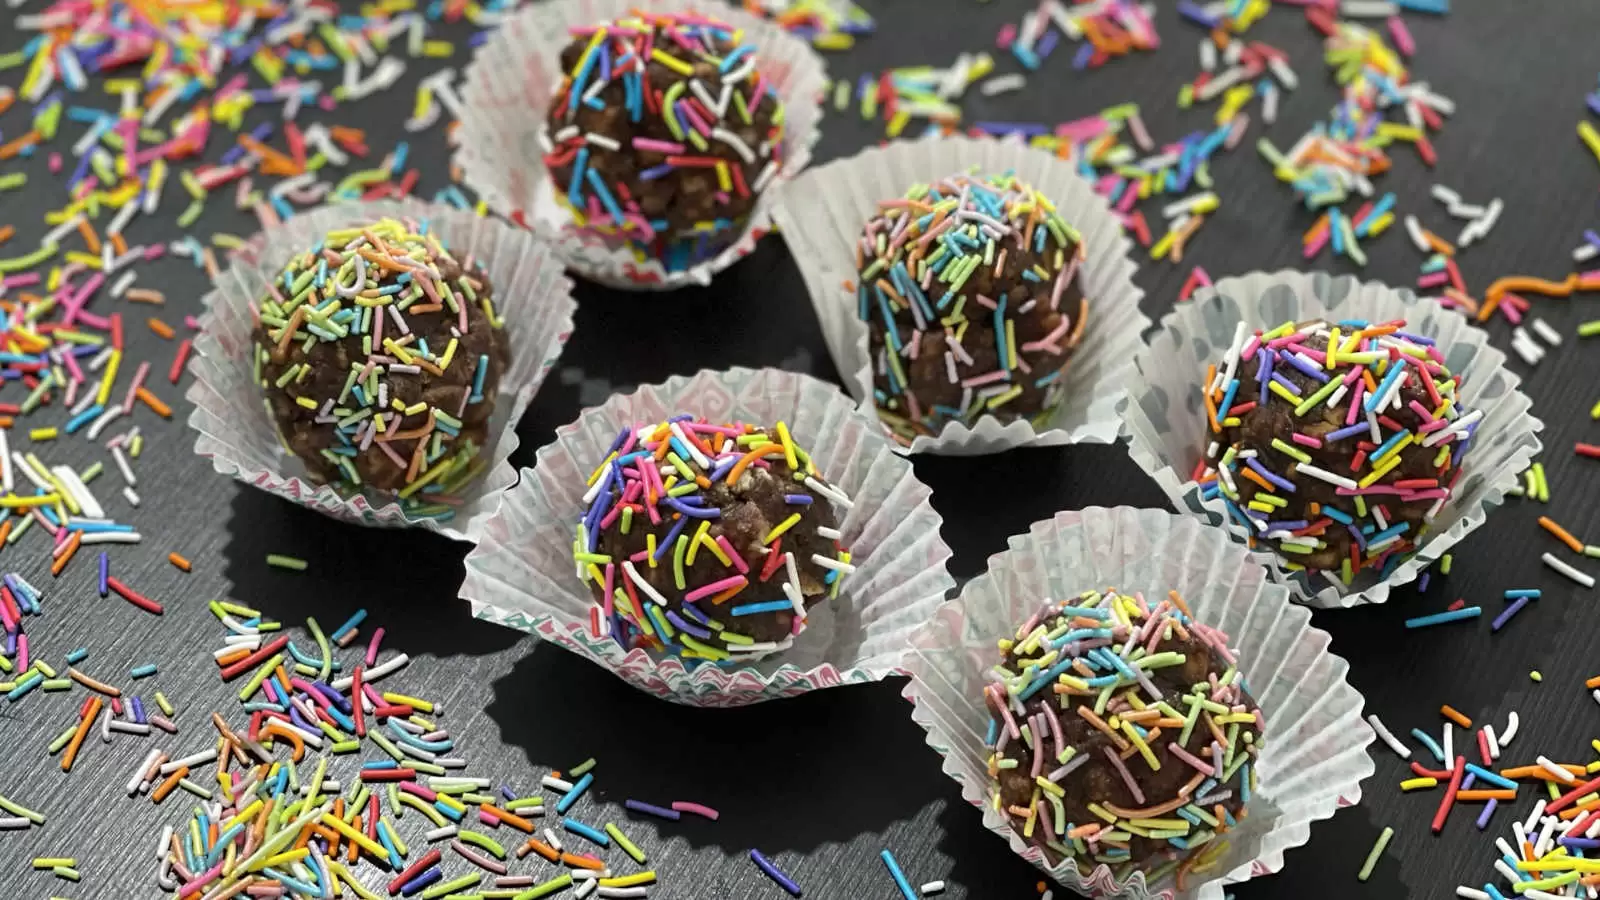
{"left": 252, "top": 218, "right": 509, "bottom": 515}
{"left": 574, "top": 419, "right": 854, "bottom": 663}
{"left": 541, "top": 11, "right": 785, "bottom": 271}
{"left": 1199, "top": 319, "right": 1476, "bottom": 581}
{"left": 986, "top": 590, "right": 1263, "bottom": 886}
{"left": 857, "top": 171, "right": 1089, "bottom": 445}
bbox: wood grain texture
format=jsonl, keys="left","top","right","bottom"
{"left": 0, "top": 1, "right": 1596, "bottom": 897}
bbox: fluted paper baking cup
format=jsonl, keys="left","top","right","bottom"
{"left": 902, "top": 506, "right": 1373, "bottom": 899}
{"left": 1121, "top": 270, "right": 1542, "bottom": 608}
{"left": 187, "top": 199, "right": 576, "bottom": 542}
{"left": 456, "top": 0, "right": 827, "bottom": 290}
{"left": 768, "top": 134, "right": 1147, "bottom": 455}
{"left": 459, "top": 366, "right": 956, "bottom": 706}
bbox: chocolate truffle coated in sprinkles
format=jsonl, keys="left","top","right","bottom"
{"left": 858, "top": 171, "right": 1089, "bottom": 445}
{"left": 1197, "top": 318, "right": 1479, "bottom": 585}
{"left": 541, "top": 11, "right": 785, "bottom": 272}
{"left": 576, "top": 418, "right": 853, "bottom": 663}
{"left": 986, "top": 590, "right": 1263, "bottom": 889}
{"left": 251, "top": 217, "right": 509, "bottom": 517}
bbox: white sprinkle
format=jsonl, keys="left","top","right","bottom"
{"left": 1484, "top": 724, "right": 1500, "bottom": 760}
{"left": 542, "top": 776, "right": 575, "bottom": 793}
{"left": 623, "top": 560, "right": 669, "bottom": 606}
{"left": 1442, "top": 722, "right": 1454, "bottom": 763}
{"left": 1198, "top": 39, "right": 1216, "bottom": 72}
{"left": 1532, "top": 317, "right": 1563, "bottom": 347}
{"left": 1511, "top": 329, "right": 1544, "bottom": 367}
{"left": 1500, "top": 711, "right": 1520, "bottom": 747}
{"left": 122, "top": 486, "right": 140, "bottom": 507}
{"left": 1573, "top": 243, "right": 1598, "bottom": 262}
{"left": 1268, "top": 57, "right": 1298, "bottom": 91}
{"left": 1429, "top": 185, "right": 1461, "bottom": 206}
{"left": 1544, "top": 553, "right": 1596, "bottom": 589}
{"left": 1454, "top": 887, "right": 1489, "bottom": 900}
{"left": 979, "top": 74, "right": 1026, "bottom": 96}
{"left": 810, "top": 554, "right": 856, "bottom": 574}
{"left": 583, "top": 132, "right": 621, "bottom": 152}
{"left": 1538, "top": 755, "right": 1576, "bottom": 783}
{"left": 425, "top": 825, "right": 458, "bottom": 842}
{"left": 1366, "top": 714, "right": 1411, "bottom": 759}
{"left": 1404, "top": 214, "right": 1429, "bottom": 253}
{"left": 920, "top": 881, "right": 946, "bottom": 896}
{"left": 1293, "top": 462, "right": 1359, "bottom": 492}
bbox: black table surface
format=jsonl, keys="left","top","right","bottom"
{"left": 2, "top": 1, "right": 1598, "bottom": 898}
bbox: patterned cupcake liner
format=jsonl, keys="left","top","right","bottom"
{"left": 455, "top": 0, "right": 827, "bottom": 290}
{"left": 186, "top": 198, "right": 576, "bottom": 543}
{"left": 768, "top": 134, "right": 1147, "bottom": 456}
{"left": 902, "top": 506, "right": 1374, "bottom": 899}
{"left": 1120, "top": 270, "right": 1543, "bottom": 608}
{"left": 459, "top": 366, "right": 956, "bottom": 706}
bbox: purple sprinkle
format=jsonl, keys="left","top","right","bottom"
{"left": 1326, "top": 422, "right": 1371, "bottom": 442}
{"left": 98, "top": 552, "right": 109, "bottom": 598}
{"left": 130, "top": 696, "right": 146, "bottom": 724}
{"left": 625, "top": 799, "right": 681, "bottom": 821}
{"left": 1071, "top": 42, "right": 1094, "bottom": 70}
{"left": 1490, "top": 595, "right": 1532, "bottom": 632}
{"left": 782, "top": 494, "right": 812, "bottom": 505}
{"left": 1245, "top": 457, "right": 1297, "bottom": 492}
{"left": 1476, "top": 798, "right": 1497, "bottom": 830}
{"left": 972, "top": 122, "right": 1052, "bottom": 137}
{"left": 1418, "top": 571, "right": 1430, "bottom": 593}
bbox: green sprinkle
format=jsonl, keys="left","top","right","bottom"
{"left": 1358, "top": 827, "right": 1393, "bottom": 881}
{"left": 266, "top": 554, "right": 308, "bottom": 571}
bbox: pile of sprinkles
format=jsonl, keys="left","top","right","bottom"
{"left": 854, "top": 171, "right": 1087, "bottom": 444}
{"left": 997, "top": 1, "right": 1161, "bottom": 73}
{"left": 1259, "top": 17, "right": 1452, "bottom": 269}
{"left": 1199, "top": 318, "right": 1478, "bottom": 589}
{"left": 252, "top": 216, "right": 505, "bottom": 517}
{"left": 985, "top": 589, "right": 1264, "bottom": 891}
{"left": 575, "top": 417, "right": 854, "bottom": 663}
{"left": 537, "top": 10, "right": 785, "bottom": 272}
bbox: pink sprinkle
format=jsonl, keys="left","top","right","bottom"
{"left": 48, "top": 153, "right": 62, "bottom": 173}
{"left": 682, "top": 575, "right": 747, "bottom": 603}
{"left": 1388, "top": 16, "right": 1416, "bottom": 57}
{"left": 1417, "top": 271, "right": 1450, "bottom": 289}
{"left": 997, "top": 23, "right": 1016, "bottom": 49}
{"left": 365, "top": 627, "right": 386, "bottom": 667}
{"left": 1304, "top": 230, "right": 1331, "bottom": 259}
{"left": 1291, "top": 432, "right": 1323, "bottom": 449}
{"left": 671, "top": 801, "right": 720, "bottom": 821}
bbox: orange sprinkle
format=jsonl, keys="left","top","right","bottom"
{"left": 480, "top": 803, "right": 535, "bottom": 833}
{"left": 0, "top": 225, "right": 13, "bottom": 246}
{"left": 110, "top": 231, "right": 128, "bottom": 256}
{"left": 1479, "top": 273, "right": 1581, "bottom": 322}
{"left": 559, "top": 853, "right": 605, "bottom": 871}
{"left": 1440, "top": 705, "right": 1472, "bottom": 729}
{"left": 150, "top": 765, "right": 188, "bottom": 803}
{"left": 1456, "top": 790, "right": 1516, "bottom": 801}
{"left": 168, "top": 552, "right": 192, "bottom": 572}
{"left": 0, "top": 131, "right": 40, "bottom": 160}
{"left": 51, "top": 530, "right": 82, "bottom": 576}
{"left": 125, "top": 288, "right": 165, "bottom": 304}
{"left": 518, "top": 838, "right": 559, "bottom": 862}
{"left": 136, "top": 387, "right": 172, "bottom": 418}
{"left": 724, "top": 443, "right": 787, "bottom": 486}
{"left": 1585, "top": 675, "right": 1600, "bottom": 690}
{"left": 77, "top": 218, "right": 101, "bottom": 255}
{"left": 148, "top": 317, "right": 175, "bottom": 340}
{"left": 1538, "top": 516, "right": 1586, "bottom": 554}
{"left": 60, "top": 696, "right": 102, "bottom": 773}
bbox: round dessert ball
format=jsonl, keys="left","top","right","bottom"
{"left": 1198, "top": 318, "right": 1476, "bottom": 581}
{"left": 856, "top": 171, "right": 1089, "bottom": 445}
{"left": 985, "top": 589, "right": 1264, "bottom": 885}
{"left": 540, "top": 11, "right": 785, "bottom": 271}
{"left": 574, "top": 418, "right": 854, "bottom": 663}
{"left": 252, "top": 218, "right": 509, "bottom": 511}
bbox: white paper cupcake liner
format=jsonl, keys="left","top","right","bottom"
{"left": 187, "top": 198, "right": 577, "bottom": 542}
{"left": 1121, "top": 270, "right": 1543, "bottom": 608}
{"left": 459, "top": 366, "right": 956, "bottom": 706}
{"left": 456, "top": 0, "right": 827, "bottom": 290}
{"left": 768, "top": 134, "right": 1148, "bottom": 456}
{"left": 902, "top": 506, "right": 1373, "bottom": 899}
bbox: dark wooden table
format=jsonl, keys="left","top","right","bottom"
{"left": 1, "top": 1, "right": 1597, "bottom": 897}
